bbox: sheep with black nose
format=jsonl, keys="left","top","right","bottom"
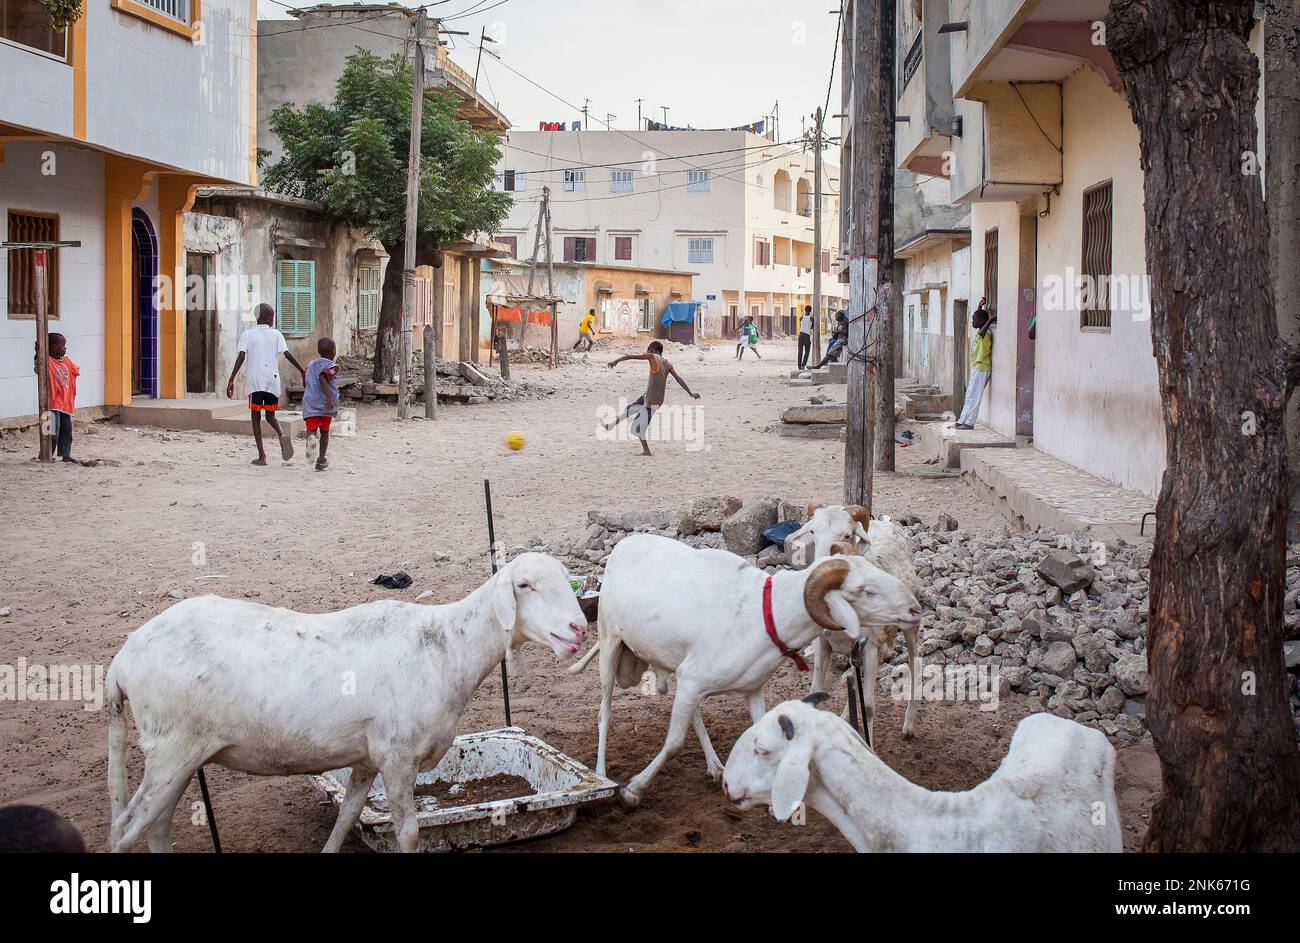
{"left": 723, "top": 696, "right": 1122, "bottom": 853}
{"left": 568, "top": 534, "right": 921, "bottom": 807}
{"left": 106, "top": 553, "right": 586, "bottom": 853}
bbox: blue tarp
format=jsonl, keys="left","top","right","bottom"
{"left": 661, "top": 302, "right": 698, "bottom": 328}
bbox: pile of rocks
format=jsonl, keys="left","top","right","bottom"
{"left": 502, "top": 497, "right": 1300, "bottom": 745}
{"left": 334, "top": 353, "right": 553, "bottom": 404}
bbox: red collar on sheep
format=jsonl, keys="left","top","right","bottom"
{"left": 763, "top": 575, "right": 810, "bottom": 672}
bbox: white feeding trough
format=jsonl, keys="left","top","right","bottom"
{"left": 310, "top": 727, "right": 618, "bottom": 853}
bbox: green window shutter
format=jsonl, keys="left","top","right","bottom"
{"left": 277, "top": 260, "right": 316, "bottom": 336}
{"left": 357, "top": 265, "right": 381, "bottom": 330}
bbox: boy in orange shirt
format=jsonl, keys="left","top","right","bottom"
{"left": 43, "top": 332, "right": 79, "bottom": 461}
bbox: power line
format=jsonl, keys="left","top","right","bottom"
{"left": 498, "top": 136, "right": 816, "bottom": 175}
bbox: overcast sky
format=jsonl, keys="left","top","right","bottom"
{"left": 257, "top": 0, "right": 844, "bottom": 144}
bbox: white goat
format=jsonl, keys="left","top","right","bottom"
{"left": 792, "top": 504, "right": 924, "bottom": 747}
{"left": 723, "top": 698, "right": 1122, "bottom": 852}
{"left": 568, "top": 534, "right": 921, "bottom": 807}
{"left": 106, "top": 553, "right": 586, "bottom": 853}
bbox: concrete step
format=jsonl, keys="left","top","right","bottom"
{"left": 119, "top": 398, "right": 246, "bottom": 431}
{"left": 200, "top": 411, "right": 307, "bottom": 439}
{"left": 917, "top": 420, "right": 1016, "bottom": 468}
{"left": 962, "top": 448, "right": 1155, "bottom": 542}
{"left": 777, "top": 421, "right": 844, "bottom": 440}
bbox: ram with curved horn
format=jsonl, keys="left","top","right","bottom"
{"left": 569, "top": 534, "right": 921, "bottom": 807}
{"left": 791, "top": 504, "right": 925, "bottom": 748}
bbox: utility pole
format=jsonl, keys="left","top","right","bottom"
{"left": 543, "top": 191, "right": 557, "bottom": 368}
{"left": 661, "top": 105, "right": 669, "bottom": 126}
{"left": 874, "top": 0, "right": 897, "bottom": 471}
{"left": 605, "top": 113, "right": 616, "bottom": 130}
{"left": 398, "top": 8, "right": 427, "bottom": 421}
{"left": 812, "top": 106, "right": 825, "bottom": 364}
{"left": 473, "top": 26, "right": 497, "bottom": 87}
{"left": 844, "top": 0, "right": 880, "bottom": 508}
{"left": 636, "top": 98, "right": 644, "bottom": 130}
{"left": 582, "top": 98, "right": 590, "bottom": 130}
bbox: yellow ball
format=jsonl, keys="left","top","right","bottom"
{"left": 505, "top": 432, "right": 525, "bottom": 451}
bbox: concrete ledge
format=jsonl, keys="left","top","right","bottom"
{"left": 962, "top": 448, "right": 1155, "bottom": 542}
{"left": 0, "top": 404, "right": 117, "bottom": 432}
{"left": 776, "top": 422, "right": 844, "bottom": 440}
{"left": 918, "top": 421, "right": 1015, "bottom": 468}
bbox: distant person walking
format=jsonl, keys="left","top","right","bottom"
{"left": 797, "top": 305, "right": 814, "bottom": 369}
{"left": 605, "top": 340, "right": 700, "bottom": 456}
{"left": 955, "top": 302, "right": 995, "bottom": 429}
{"left": 573, "top": 308, "right": 597, "bottom": 351}
{"left": 226, "top": 303, "right": 306, "bottom": 466}
{"left": 734, "top": 316, "right": 751, "bottom": 359}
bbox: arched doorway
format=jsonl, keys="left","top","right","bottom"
{"left": 131, "top": 209, "right": 159, "bottom": 397}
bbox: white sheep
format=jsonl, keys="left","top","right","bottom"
{"left": 106, "top": 553, "right": 586, "bottom": 853}
{"left": 568, "top": 534, "right": 921, "bottom": 807}
{"left": 723, "top": 697, "right": 1122, "bottom": 852}
{"left": 793, "top": 504, "right": 924, "bottom": 747}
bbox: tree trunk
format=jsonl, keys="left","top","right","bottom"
{"left": 1263, "top": 0, "right": 1300, "bottom": 510}
{"left": 374, "top": 241, "right": 405, "bottom": 383}
{"left": 1107, "top": 0, "right": 1300, "bottom": 852}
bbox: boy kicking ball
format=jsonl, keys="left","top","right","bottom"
{"left": 605, "top": 340, "right": 699, "bottom": 456}
{"left": 302, "top": 336, "right": 340, "bottom": 472}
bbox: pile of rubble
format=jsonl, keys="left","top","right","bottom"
{"left": 501, "top": 496, "right": 1300, "bottom": 746}
{"left": 333, "top": 353, "right": 552, "bottom": 405}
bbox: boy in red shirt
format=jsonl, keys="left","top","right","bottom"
{"left": 43, "top": 333, "right": 79, "bottom": 461}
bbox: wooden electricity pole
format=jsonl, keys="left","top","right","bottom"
{"left": 34, "top": 250, "right": 51, "bottom": 461}
{"left": 423, "top": 252, "right": 438, "bottom": 419}
{"left": 811, "top": 106, "right": 825, "bottom": 364}
{"left": 874, "top": 0, "right": 897, "bottom": 472}
{"left": 398, "top": 8, "right": 427, "bottom": 421}
{"left": 543, "top": 191, "right": 558, "bottom": 368}
{"left": 844, "top": 0, "right": 881, "bottom": 508}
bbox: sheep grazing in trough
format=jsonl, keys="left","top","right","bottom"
{"left": 793, "top": 503, "right": 924, "bottom": 748}
{"left": 106, "top": 553, "right": 586, "bottom": 853}
{"left": 567, "top": 534, "right": 921, "bottom": 807}
{"left": 723, "top": 697, "right": 1122, "bottom": 852}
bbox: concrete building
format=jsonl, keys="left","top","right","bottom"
{"left": 492, "top": 130, "right": 844, "bottom": 341}
{"left": 882, "top": 0, "right": 1272, "bottom": 501}
{"left": 482, "top": 259, "right": 696, "bottom": 351}
{"left": 257, "top": 3, "right": 508, "bottom": 166}
{"left": 1, "top": 0, "right": 255, "bottom": 421}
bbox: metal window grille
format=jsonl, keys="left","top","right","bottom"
{"left": 1080, "top": 180, "right": 1113, "bottom": 330}
{"left": 7, "top": 211, "right": 59, "bottom": 318}
{"left": 639, "top": 298, "right": 652, "bottom": 332}
{"left": 141, "top": 0, "right": 189, "bottom": 23}
{"left": 356, "top": 264, "right": 380, "bottom": 330}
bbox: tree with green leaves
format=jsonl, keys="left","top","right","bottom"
{"left": 262, "top": 49, "right": 511, "bottom": 381}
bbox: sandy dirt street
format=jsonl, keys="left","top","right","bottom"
{"left": 0, "top": 337, "right": 1158, "bottom": 852}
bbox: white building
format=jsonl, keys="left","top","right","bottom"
{"left": 492, "top": 130, "right": 844, "bottom": 340}
{"left": 0, "top": 0, "right": 255, "bottom": 420}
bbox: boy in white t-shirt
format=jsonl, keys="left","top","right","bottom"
{"left": 226, "top": 303, "right": 306, "bottom": 466}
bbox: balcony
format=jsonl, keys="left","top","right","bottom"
{"left": 427, "top": 42, "right": 510, "bottom": 133}
{"left": 895, "top": 0, "right": 956, "bottom": 178}
{"left": 951, "top": 0, "right": 1122, "bottom": 101}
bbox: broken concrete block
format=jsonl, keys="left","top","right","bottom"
{"left": 776, "top": 422, "right": 844, "bottom": 439}
{"left": 781, "top": 404, "right": 847, "bottom": 424}
{"left": 457, "top": 362, "right": 492, "bottom": 387}
{"left": 722, "top": 497, "right": 780, "bottom": 556}
{"left": 934, "top": 513, "right": 960, "bottom": 532}
{"left": 678, "top": 496, "right": 743, "bottom": 535}
{"left": 1036, "top": 553, "right": 1095, "bottom": 593}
